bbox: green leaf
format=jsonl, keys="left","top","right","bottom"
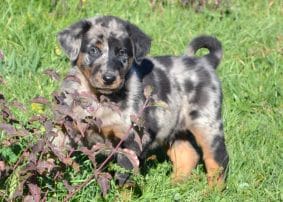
{"left": 0, "top": 147, "right": 18, "bottom": 164}
{"left": 143, "top": 85, "right": 153, "bottom": 98}
{"left": 150, "top": 100, "right": 169, "bottom": 110}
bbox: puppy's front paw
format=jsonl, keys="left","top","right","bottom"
{"left": 115, "top": 148, "right": 140, "bottom": 187}
{"left": 122, "top": 148, "right": 140, "bottom": 168}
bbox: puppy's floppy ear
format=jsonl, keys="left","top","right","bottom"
{"left": 125, "top": 22, "right": 151, "bottom": 64}
{"left": 57, "top": 20, "right": 92, "bottom": 61}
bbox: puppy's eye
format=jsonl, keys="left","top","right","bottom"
{"left": 118, "top": 48, "right": 128, "bottom": 63}
{"left": 119, "top": 49, "right": 126, "bottom": 56}
{"left": 88, "top": 47, "right": 100, "bottom": 56}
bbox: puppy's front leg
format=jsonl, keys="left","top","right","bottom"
{"left": 115, "top": 132, "right": 142, "bottom": 187}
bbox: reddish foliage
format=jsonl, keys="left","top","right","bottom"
{"left": 43, "top": 68, "right": 60, "bottom": 81}
{"left": 97, "top": 172, "right": 112, "bottom": 197}
{"left": 0, "top": 161, "right": 5, "bottom": 172}
{"left": 64, "top": 75, "right": 81, "bottom": 84}
{"left": 27, "top": 183, "right": 41, "bottom": 202}
{"left": 31, "top": 96, "right": 50, "bottom": 105}
{"left": 0, "top": 49, "right": 4, "bottom": 61}
{"left": 0, "top": 123, "right": 17, "bottom": 135}
{"left": 0, "top": 82, "right": 158, "bottom": 200}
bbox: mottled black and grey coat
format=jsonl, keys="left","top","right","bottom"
{"left": 55, "top": 16, "right": 229, "bottom": 187}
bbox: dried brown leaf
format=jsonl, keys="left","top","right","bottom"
{"left": 64, "top": 75, "right": 81, "bottom": 84}
{"left": 17, "top": 128, "right": 29, "bottom": 136}
{"left": 48, "top": 144, "right": 65, "bottom": 162}
{"left": 53, "top": 91, "right": 66, "bottom": 105}
{"left": 63, "top": 180, "right": 75, "bottom": 193}
{"left": 120, "top": 148, "right": 140, "bottom": 170}
{"left": 43, "top": 68, "right": 60, "bottom": 80}
{"left": 29, "top": 115, "right": 47, "bottom": 123}
{"left": 44, "top": 120, "right": 54, "bottom": 133}
{"left": 31, "top": 96, "right": 49, "bottom": 105}
{"left": 28, "top": 153, "right": 37, "bottom": 164}
{"left": 10, "top": 100, "right": 27, "bottom": 111}
{"left": 76, "top": 97, "right": 93, "bottom": 110}
{"left": 97, "top": 172, "right": 112, "bottom": 197}
{"left": 36, "top": 159, "right": 55, "bottom": 174}
{"left": 27, "top": 183, "right": 41, "bottom": 202}
{"left": 91, "top": 143, "right": 112, "bottom": 153}
{"left": 79, "top": 91, "right": 98, "bottom": 101}
{"left": 0, "top": 161, "right": 5, "bottom": 172}
{"left": 85, "top": 117, "right": 103, "bottom": 129}
{"left": 32, "top": 140, "right": 45, "bottom": 153}
{"left": 79, "top": 147, "right": 97, "bottom": 167}
{"left": 1, "top": 105, "right": 17, "bottom": 122}
{"left": 23, "top": 195, "right": 34, "bottom": 202}
{"left": 0, "top": 123, "right": 17, "bottom": 135}
{"left": 62, "top": 157, "right": 73, "bottom": 166}
{"left": 63, "top": 118, "right": 78, "bottom": 138}
{"left": 54, "top": 105, "right": 71, "bottom": 119}
{"left": 75, "top": 121, "right": 88, "bottom": 137}
{"left": 1, "top": 139, "right": 12, "bottom": 146}
{"left": 23, "top": 151, "right": 31, "bottom": 158}
{"left": 0, "top": 49, "right": 4, "bottom": 61}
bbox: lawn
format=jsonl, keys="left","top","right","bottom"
{"left": 0, "top": 0, "right": 282, "bottom": 201}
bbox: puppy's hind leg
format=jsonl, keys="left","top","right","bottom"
{"left": 189, "top": 126, "right": 229, "bottom": 189}
{"left": 167, "top": 135, "right": 200, "bottom": 183}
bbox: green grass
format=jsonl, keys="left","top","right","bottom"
{"left": 0, "top": 0, "right": 282, "bottom": 201}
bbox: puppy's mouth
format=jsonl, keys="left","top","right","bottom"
{"left": 92, "top": 81, "right": 124, "bottom": 95}
{"left": 96, "top": 87, "right": 120, "bottom": 95}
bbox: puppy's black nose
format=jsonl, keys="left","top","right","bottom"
{"left": 102, "top": 73, "right": 116, "bottom": 85}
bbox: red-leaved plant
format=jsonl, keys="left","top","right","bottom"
{"left": 0, "top": 69, "right": 167, "bottom": 201}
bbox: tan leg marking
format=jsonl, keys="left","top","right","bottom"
{"left": 189, "top": 127, "right": 224, "bottom": 189}
{"left": 101, "top": 124, "right": 127, "bottom": 140}
{"left": 167, "top": 140, "right": 199, "bottom": 183}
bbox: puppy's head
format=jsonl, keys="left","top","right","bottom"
{"left": 58, "top": 16, "right": 151, "bottom": 94}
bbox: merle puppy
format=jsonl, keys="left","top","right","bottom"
{"left": 56, "top": 15, "right": 229, "bottom": 188}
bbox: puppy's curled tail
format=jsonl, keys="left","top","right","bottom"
{"left": 187, "top": 35, "right": 222, "bottom": 69}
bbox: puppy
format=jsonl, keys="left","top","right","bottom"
{"left": 55, "top": 15, "right": 229, "bottom": 188}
